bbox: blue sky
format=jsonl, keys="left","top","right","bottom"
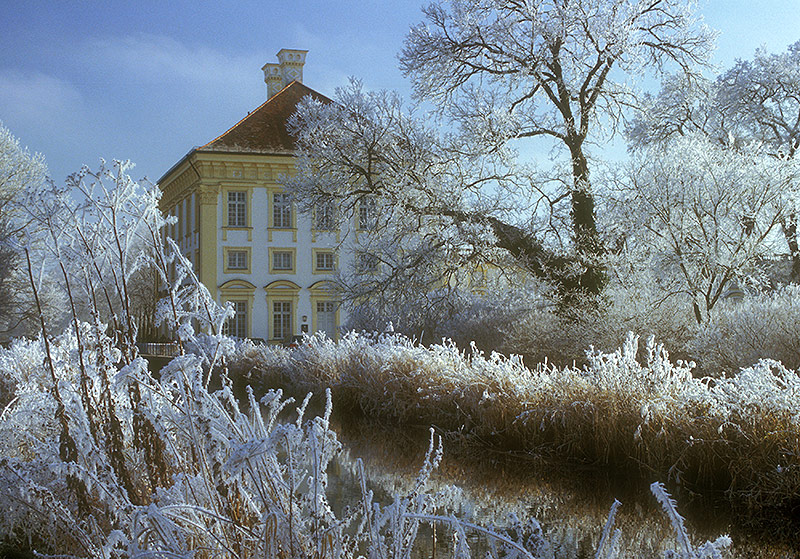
{"left": 1, "top": 1, "right": 799, "bottom": 185}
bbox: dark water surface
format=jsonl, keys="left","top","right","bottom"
{"left": 327, "top": 417, "right": 800, "bottom": 559}
{"left": 229, "top": 374, "right": 798, "bottom": 558}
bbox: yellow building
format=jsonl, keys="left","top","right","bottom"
{"left": 158, "top": 49, "right": 345, "bottom": 343}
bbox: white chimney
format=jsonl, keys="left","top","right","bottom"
{"left": 262, "top": 48, "right": 308, "bottom": 98}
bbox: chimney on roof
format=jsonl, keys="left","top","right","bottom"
{"left": 262, "top": 48, "right": 308, "bottom": 99}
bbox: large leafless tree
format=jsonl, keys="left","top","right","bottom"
{"left": 399, "top": 0, "right": 715, "bottom": 295}
{"left": 287, "top": 0, "right": 715, "bottom": 317}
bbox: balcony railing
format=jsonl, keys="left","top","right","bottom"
{"left": 137, "top": 342, "right": 180, "bottom": 357}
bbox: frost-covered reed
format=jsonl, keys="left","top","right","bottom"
{"left": 237, "top": 330, "right": 800, "bottom": 516}
{"left": 0, "top": 321, "right": 442, "bottom": 557}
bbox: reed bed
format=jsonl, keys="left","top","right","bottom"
{"left": 0, "top": 327, "right": 732, "bottom": 558}
{"left": 235, "top": 331, "right": 800, "bottom": 517}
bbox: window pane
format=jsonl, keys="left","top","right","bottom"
{"left": 316, "top": 199, "right": 336, "bottom": 230}
{"left": 273, "top": 301, "right": 292, "bottom": 341}
{"left": 273, "top": 251, "right": 292, "bottom": 270}
{"left": 234, "top": 301, "right": 248, "bottom": 338}
{"left": 228, "top": 250, "right": 247, "bottom": 270}
{"left": 274, "top": 193, "right": 292, "bottom": 228}
{"left": 358, "top": 196, "right": 376, "bottom": 230}
{"left": 224, "top": 300, "right": 248, "bottom": 338}
{"left": 228, "top": 191, "right": 247, "bottom": 227}
{"left": 316, "top": 252, "right": 334, "bottom": 271}
{"left": 358, "top": 252, "right": 379, "bottom": 273}
{"left": 316, "top": 301, "right": 336, "bottom": 339}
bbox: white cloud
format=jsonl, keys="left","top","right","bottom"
{"left": 84, "top": 34, "right": 264, "bottom": 97}
{"left": 0, "top": 70, "right": 85, "bottom": 129}
{"left": 0, "top": 69, "right": 102, "bottom": 180}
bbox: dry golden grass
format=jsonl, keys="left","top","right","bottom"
{"left": 233, "top": 332, "right": 800, "bottom": 521}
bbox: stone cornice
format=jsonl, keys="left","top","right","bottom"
{"left": 159, "top": 151, "right": 297, "bottom": 210}
{"left": 159, "top": 162, "right": 200, "bottom": 210}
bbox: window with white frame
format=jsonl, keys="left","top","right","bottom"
{"left": 315, "top": 198, "right": 336, "bottom": 230}
{"left": 227, "top": 250, "right": 247, "bottom": 270}
{"left": 273, "top": 192, "right": 292, "bottom": 229}
{"left": 315, "top": 251, "right": 335, "bottom": 272}
{"left": 358, "top": 196, "right": 376, "bottom": 230}
{"left": 223, "top": 300, "right": 248, "bottom": 338}
{"left": 272, "top": 250, "right": 293, "bottom": 271}
{"left": 273, "top": 300, "right": 292, "bottom": 341}
{"left": 227, "top": 191, "right": 247, "bottom": 227}
{"left": 357, "top": 252, "right": 380, "bottom": 273}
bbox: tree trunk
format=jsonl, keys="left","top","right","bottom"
{"left": 781, "top": 214, "right": 800, "bottom": 282}
{"left": 439, "top": 209, "right": 596, "bottom": 302}
{"left": 567, "top": 139, "right": 606, "bottom": 298}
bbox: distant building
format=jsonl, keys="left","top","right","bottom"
{"left": 158, "top": 49, "right": 348, "bottom": 343}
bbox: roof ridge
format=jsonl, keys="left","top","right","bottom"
{"left": 199, "top": 97, "right": 273, "bottom": 150}
{"left": 198, "top": 81, "right": 330, "bottom": 153}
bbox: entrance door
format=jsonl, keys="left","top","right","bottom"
{"left": 316, "top": 301, "right": 336, "bottom": 340}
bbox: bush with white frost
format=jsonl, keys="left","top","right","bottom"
{"left": 689, "top": 285, "right": 800, "bottom": 374}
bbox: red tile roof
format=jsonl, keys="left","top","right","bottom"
{"left": 199, "top": 81, "right": 331, "bottom": 154}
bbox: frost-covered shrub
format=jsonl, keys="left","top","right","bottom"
{"left": 344, "top": 255, "right": 698, "bottom": 369}
{"left": 343, "top": 285, "right": 531, "bottom": 351}
{"left": 499, "top": 303, "right": 600, "bottom": 367}
{"left": 433, "top": 293, "right": 526, "bottom": 354}
{"left": 500, "top": 282, "right": 696, "bottom": 368}
{"left": 689, "top": 285, "right": 800, "bottom": 375}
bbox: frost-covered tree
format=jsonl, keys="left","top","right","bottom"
{"left": 717, "top": 41, "right": 800, "bottom": 158}
{"left": 399, "top": 0, "right": 716, "bottom": 296}
{"left": 0, "top": 122, "right": 59, "bottom": 339}
{"left": 288, "top": 83, "right": 560, "bottom": 329}
{"left": 287, "top": 0, "right": 716, "bottom": 319}
{"left": 0, "top": 219, "right": 15, "bottom": 323}
{"left": 626, "top": 74, "right": 730, "bottom": 148}
{"left": 0, "top": 122, "right": 49, "bottom": 236}
{"left": 717, "top": 41, "right": 800, "bottom": 281}
{"left": 610, "top": 134, "right": 794, "bottom": 323}
{"left": 629, "top": 41, "right": 800, "bottom": 280}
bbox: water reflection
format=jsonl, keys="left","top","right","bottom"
{"left": 229, "top": 375, "right": 798, "bottom": 558}
{"left": 329, "top": 416, "right": 800, "bottom": 559}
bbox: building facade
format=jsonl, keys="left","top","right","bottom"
{"left": 158, "top": 49, "right": 348, "bottom": 343}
